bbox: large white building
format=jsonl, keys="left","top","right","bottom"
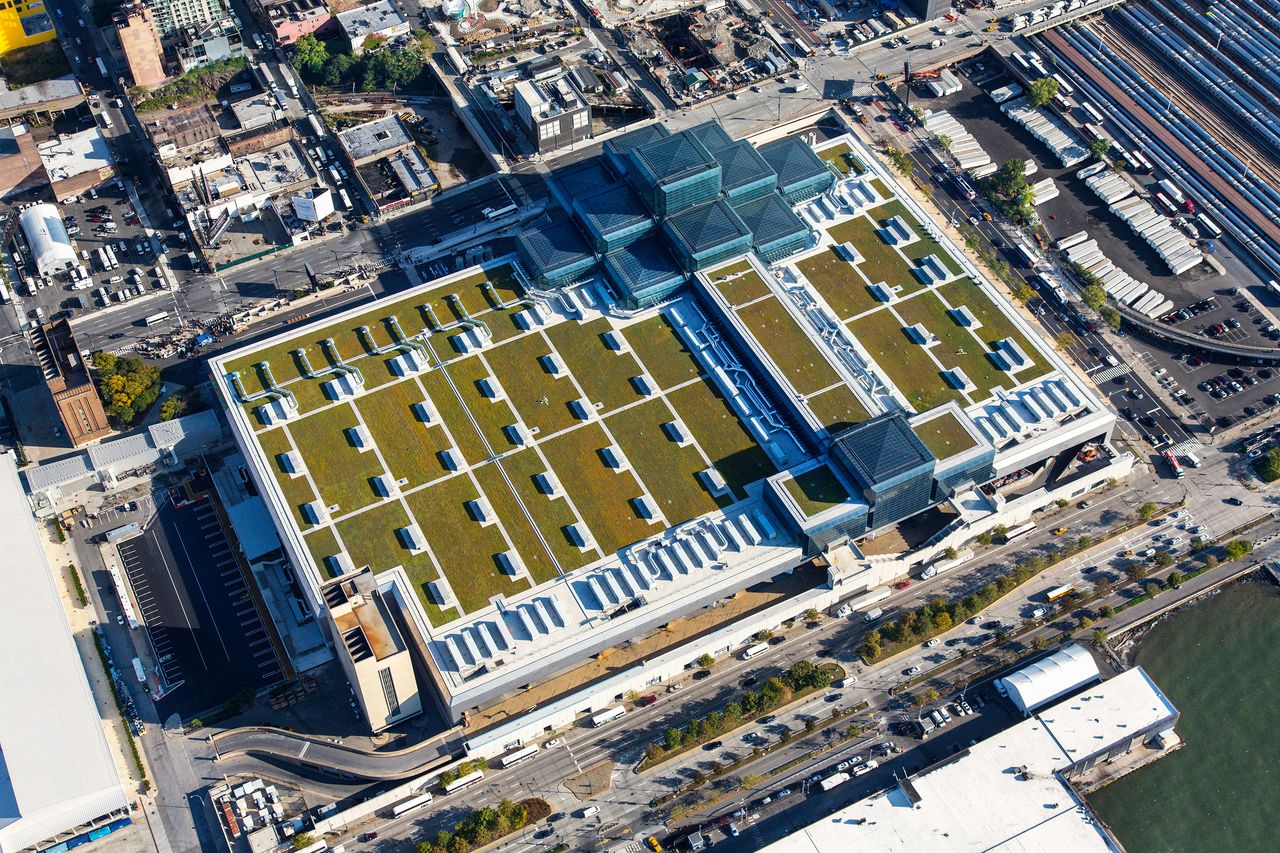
{"left": 19, "top": 203, "right": 76, "bottom": 276}
{"left": 0, "top": 452, "right": 130, "bottom": 851}
{"left": 763, "top": 662, "right": 1179, "bottom": 853}
{"left": 1000, "top": 642, "right": 1101, "bottom": 715}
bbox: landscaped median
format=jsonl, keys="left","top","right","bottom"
{"left": 414, "top": 797, "right": 550, "bottom": 853}
{"left": 865, "top": 498, "right": 1183, "bottom": 673}
{"left": 636, "top": 660, "right": 844, "bottom": 773}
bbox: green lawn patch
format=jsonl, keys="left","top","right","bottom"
{"left": 405, "top": 475, "right": 531, "bottom": 614}
{"left": 846, "top": 308, "right": 961, "bottom": 412}
{"left": 418, "top": 366, "right": 490, "bottom": 466}
{"left": 825, "top": 215, "right": 918, "bottom": 295}
{"left": 304, "top": 526, "right": 342, "bottom": 577}
{"left": 805, "top": 384, "right": 870, "bottom": 431}
{"left": 736, "top": 297, "right": 841, "bottom": 396}
{"left": 483, "top": 331, "right": 582, "bottom": 437}
{"left": 913, "top": 411, "right": 978, "bottom": 459}
{"left": 937, "top": 280, "right": 1052, "bottom": 386}
{"left": 707, "top": 263, "right": 773, "bottom": 306}
{"left": 605, "top": 398, "right": 722, "bottom": 525}
{"left": 287, "top": 403, "right": 385, "bottom": 515}
{"left": 541, "top": 422, "right": 654, "bottom": 556}
{"left": 871, "top": 200, "right": 963, "bottom": 277}
{"left": 894, "top": 291, "right": 1007, "bottom": 400}
{"left": 796, "top": 247, "right": 878, "bottom": 320}
{"left": 868, "top": 178, "right": 891, "bottom": 199}
{"left": 545, "top": 317, "right": 647, "bottom": 413}
{"left": 335, "top": 500, "right": 454, "bottom": 626}
{"left": 471, "top": 461, "right": 560, "bottom": 585}
{"left": 443, "top": 355, "right": 522, "bottom": 458}
{"left": 665, "top": 380, "right": 776, "bottom": 498}
{"left": 355, "top": 380, "right": 455, "bottom": 488}
{"left": 498, "top": 450, "right": 599, "bottom": 572}
{"left": 816, "top": 142, "right": 864, "bottom": 176}
{"left": 257, "top": 427, "right": 319, "bottom": 528}
{"left": 783, "top": 465, "right": 850, "bottom": 517}
{"left": 624, "top": 314, "right": 704, "bottom": 390}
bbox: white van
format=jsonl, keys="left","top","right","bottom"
{"left": 582, "top": 806, "right": 600, "bottom": 818}
{"left": 742, "top": 642, "right": 769, "bottom": 660}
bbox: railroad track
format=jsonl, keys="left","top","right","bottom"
{"left": 1095, "top": 12, "right": 1280, "bottom": 188}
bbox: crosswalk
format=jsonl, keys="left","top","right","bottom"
{"left": 1092, "top": 365, "right": 1130, "bottom": 384}
{"left": 1166, "top": 438, "right": 1204, "bottom": 456}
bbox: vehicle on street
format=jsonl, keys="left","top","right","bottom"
{"left": 894, "top": 580, "right": 911, "bottom": 589}
{"left": 905, "top": 666, "right": 920, "bottom": 675}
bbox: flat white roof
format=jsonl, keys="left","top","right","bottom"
{"left": 1003, "top": 642, "right": 1100, "bottom": 715}
{"left": 37, "top": 127, "right": 113, "bottom": 182}
{"left": 763, "top": 668, "right": 1175, "bottom": 853}
{"left": 0, "top": 452, "right": 127, "bottom": 852}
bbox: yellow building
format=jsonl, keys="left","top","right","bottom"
{"left": 0, "top": 1, "right": 57, "bottom": 56}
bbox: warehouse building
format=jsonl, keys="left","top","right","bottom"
{"left": 762, "top": 664, "right": 1179, "bottom": 852}
{"left": 19, "top": 203, "right": 76, "bottom": 275}
{"left": 0, "top": 452, "right": 132, "bottom": 852}
{"left": 1000, "top": 642, "right": 1102, "bottom": 716}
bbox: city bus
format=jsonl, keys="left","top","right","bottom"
{"left": 1196, "top": 212, "right": 1222, "bottom": 238}
{"left": 391, "top": 792, "right": 433, "bottom": 817}
{"left": 741, "top": 642, "right": 770, "bottom": 660}
{"left": 143, "top": 311, "right": 169, "bottom": 326}
{"left": 590, "top": 706, "right": 626, "bottom": 728}
{"left": 1004, "top": 522, "right": 1037, "bottom": 543}
{"left": 1046, "top": 584, "right": 1075, "bottom": 603}
{"left": 497, "top": 743, "right": 539, "bottom": 769}
{"left": 1163, "top": 451, "right": 1185, "bottom": 479}
{"left": 443, "top": 770, "right": 485, "bottom": 795}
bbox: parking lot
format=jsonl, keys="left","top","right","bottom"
{"left": 115, "top": 479, "right": 285, "bottom": 720}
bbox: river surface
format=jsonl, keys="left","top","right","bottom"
{"left": 1089, "top": 581, "right": 1280, "bottom": 852}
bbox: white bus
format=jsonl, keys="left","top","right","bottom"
{"left": 132, "top": 657, "right": 145, "bottom": 683}
{"left": 1196, "top": 212, "right": 1222, "bottom": 238}
{"left": 1004, "top": 522, "right": 1037, "bottom": 542}
{"left": 391, "top": 792, "right": 433, "bottom": 817}
{"left": 483, "top": 203, "right": 518, "bottom": 221}
{"left": 590, "top": 706, "right": 626, "bottom": 728}
{"left": 443, "top": 770, "right": 485, "bottom": 795}
{"left": 497, "top": 743, "right": 539, "bottom": 769}
{"left": 143, "top": 311, "right": 170, "bottom": 326}
{"left": 741, "top": 642, "right": 769, "bottom": 660}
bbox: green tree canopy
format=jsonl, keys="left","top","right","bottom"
{"left": 1082, "top": 284, "right": 1107, "bottom": 310}
{"left": 1027, "top": 76, "right": 1060, "bottom": 108}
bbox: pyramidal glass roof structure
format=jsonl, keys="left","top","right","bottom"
{"left": 664, "top": 198, "right": 752, "bottom": 256}
{"left": 829, "top": 413, "right": 935, "bottom": 489}
{"left": 683, "top": 119, "right": 736, "bottom": 155}
{"left": 733, "top": 191, "right": 807, "bottom": 246}
{"left": 715, "top": 139, "right": 778, "bottom": 202}
{"left": 627, "top": 132, "right": 720, "bottom": 190}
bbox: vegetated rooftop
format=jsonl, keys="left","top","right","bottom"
{"left": 783, "top": 464, "right": 850, "bottom": 517}
{"left": 913, "top": 410, "right": 978, "bottom": 459}
{"left": 216, "top": 265, "right": 775, "bottom": 627}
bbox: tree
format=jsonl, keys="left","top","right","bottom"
{"left": 1055, "top": 331, "right": 1074, "bottom": 351}
{"left": 293, "top": 34, "right": 329, "bottom": 77}
{"left": 1125, "top": 562, "right": 1149, "bottom": 583}
{"left": 1031, "top": 635, "right": 1048, "bottom": 650}
{"left": 1027, "top": 76, "right": 1060, "bottom": 108}
{"left": 1087, "top": 137, "right": 1112, "bottom": 160}
{"left": 1224, "top": 539, "right": 1254, "bottom": 561}
{"left": 804, "top": 608, "right": 821, "bottom": 623}
{"left": 696, "top": 653, "right": 715, "bottom": 669}
{"left": 922, "top": 687, "right": 939, "bottom": 704}
{"left": 1153, "top": 551, "right": 1175, "bottom": 569}
{"left": 937, "top": 133, "right": 953, "bottom": 153}
{"left": 291, "top": 835, "right": 316, "bottom": 851}
{"left": 944, "top": 546, "right": 958, "bottom": 561}
{"left": 1258, "top": 447, "right": 1280, "bottom": 482}
{"left": 754, "top": 629, "right": 774, "bottom": 643}
{"left": 1077, "top": 615, "right": 1093, "bottom": 629}
{"left": 1092, "top": 627, "right": 1109, "bottom": 646}
{"left": 1082, "top": 284, "right": 1107, "bottom": 310}
{"left": 664, "top": 727, "right": 683, "bottom": 750}
{"left": 159, "top": 394, "right": 188, "bottom": 421}
{"left": 1168, "top": 570, "right": 1184, "bottom": 587}
{"left": 1101, "top": 305, "right": 1122, "bottom": 330}
{"left": 992, "top": 524, "right": 1009, "bottom": 541}
{"left": 977, "top": 532, "right": 993, "bottom": 546}
{"left": 1204, "top": 554, "right": 1219, "bottom": 570}
{"left": 1137, "top": 502, "right": 1158, "bottom": 520}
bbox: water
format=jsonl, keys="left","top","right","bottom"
{"left": 1089, "top": 581, "right": 1280, "bottom": 852}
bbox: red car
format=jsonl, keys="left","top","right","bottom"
{"left": 893, "top": 580, "right": 911, "bottom": 590}
{"left": 636, "top": 694, "right": 657, "bottom": 707}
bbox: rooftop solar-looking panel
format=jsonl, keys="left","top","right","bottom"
{"left": 516, "top": 220, "right": 597, "bottom": 287}
{"left": 663, "top": 198, "right": 753, "bottom": 271}
{"left": 602, "top": 235, "right": 688, "bottom": 308}
{"left": 604, "top": 123, "right": 671, "bottom": 176}
{"left": 714, "top": 139, "right": 778, "bottom": 204}
{"left": 573, "top": 184, "right": 655, "bottom": 254}
{"left": 683, "top": 120, "right": 736, "bottom": 155}
{"left": 758, "top": 136, "right": 835, "bottom": 203}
